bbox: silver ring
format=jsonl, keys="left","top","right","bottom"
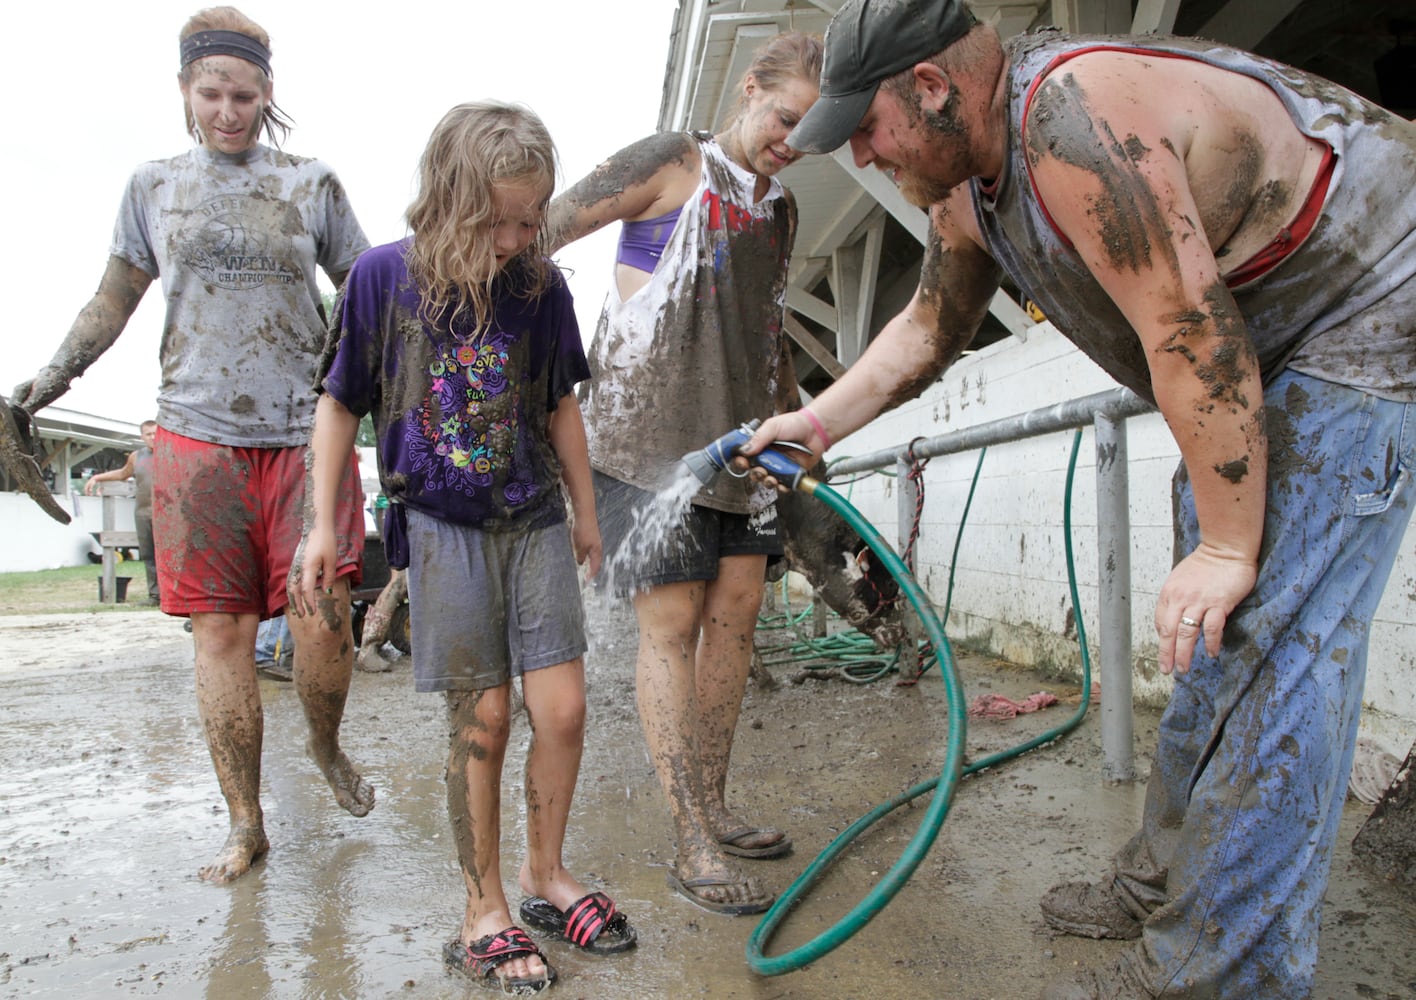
{"left": 1179, "top": 615, "right": 1200, "bottom": 628}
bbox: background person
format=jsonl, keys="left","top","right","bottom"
{"left": 745, "top": 1, "right": 1414, "bottom": 997}
{"left": 296, "top": 101, "right": 635, "bottom": 993}
{"left": 544, "top": 31, "right": 822, "bottom": 916}
{"left": 11, "top": 5, "right": 374, "bottom": 884}
{"left": 85, "top": 419, "right": 160, "bottom": 604}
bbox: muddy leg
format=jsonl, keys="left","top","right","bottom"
{"left": 634, "top": 581, "right": 769, "bottom": 910}
{"left": 447, "top": 688, "right": 548, "bottom": 984}
{"left": 695, "top": 555, "right": 784, "bottom": 852}
{"left": 517, "top": 659, "right": 592, "bottom": 910}
{"left": 192, "top": 611, "right": 270, "bottom": 883}
{"left": 286, "top": 578, "right": 374, "bottom": 817}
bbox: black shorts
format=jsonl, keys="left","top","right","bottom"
{"left": 593, "top": 470, "right": 782, "bottom": 597}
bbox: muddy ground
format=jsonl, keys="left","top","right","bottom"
{"left": 2, "top": 595, "right": 1413, "bottom": 999}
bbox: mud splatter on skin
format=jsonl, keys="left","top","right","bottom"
{"left": 1154, "top": 280, "right": 1263, "bottom": 484}
{"left": 1212, "top": 130, "right": 1264, "bottom": 235}
{"left": 13, "top": 257, "right": 149, "bottom": 414}
{"left": 1159, "top": 280, "right": 1258, "bottom": 412}
{"left": 874, "top": 80, "right": 971, "bottom": 207}
{"left": 1026, "top": 73, "right": 1183, "bottom": 277}
{"left": 196, "top": 700, "right": 264, "bottom": 808}
{"left": 544, "top": 132, "right": 697, "bottom": 247}
{"left": 1198, "top": 129, "right": 1299, "bottom": 265}
{"left": 889, "top": 208, "right": 1001, "bottom": 412}
{"left": 914, "top": 77, "right": 967, "bottom": 139}
{"left": 192, "top": 661, "right": 268, "bottom": 883}
{"left": 1215, "top": 457, "right": 1251, "bottom": 484}
{"left": 309, "top": 588, "right": 348, "bottom": 639}
{"left": 446, "top": 689, "right": 493, "bottom": 896}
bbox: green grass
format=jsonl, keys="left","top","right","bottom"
{"left": 0, "top": 562, "right": 157, "bottom": 615}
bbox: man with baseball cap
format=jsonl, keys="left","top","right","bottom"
{"left": 745, "top": 2, "right": 1416, "bottom": 997}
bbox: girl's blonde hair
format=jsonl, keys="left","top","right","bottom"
{"left": 406, "top": 101, "right": 559, "bottom": 335}
{"left": 178, "top": 6, "right": 294, "bottom": 146}
{"left": 716, "top": 31, "right": 825, "bottom": 131}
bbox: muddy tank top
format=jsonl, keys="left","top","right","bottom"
{"left": 582, "top": 134, "right": 797, "bottom": 514}
{"left": 972, "top": 31, "right": 1416, "bottom": 405}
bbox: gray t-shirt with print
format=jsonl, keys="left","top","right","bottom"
{"left": 111, "top": 144, "right": 369, "bottom": 447}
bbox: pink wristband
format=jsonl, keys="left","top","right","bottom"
{"left": 800, "top": 407, "right": 833, "bottom": 450}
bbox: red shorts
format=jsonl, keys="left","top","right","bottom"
{"left": 152, "top": 428, "right": 365, "bottom": 617}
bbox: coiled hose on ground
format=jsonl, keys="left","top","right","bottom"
{"left": 746, "top": 430, "right": 1094, "bottom": 976}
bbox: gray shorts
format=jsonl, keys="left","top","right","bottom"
{"left": 405, "top": 508, "right": 588, "bottom": 692}
{"left": 594, "top": 470, "right": 782, "bottom": 598}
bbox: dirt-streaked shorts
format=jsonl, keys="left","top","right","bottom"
{"left": 152, "top": 427, "right": 364, "bottom": 617}
{"left": 593, "top": 470, "right": 781, "bottom": 597}
{"left": 405, "top": 507, "right": 588, "bottom": 692}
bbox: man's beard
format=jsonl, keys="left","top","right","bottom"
{"left": 878, "top": 158, "right": 956, "bottom": 208}
{"left": 897, "top": 168, "right": 955, "bottom": 208}
{"left": 880, "top": 87, "right": 968, "bottom": 207}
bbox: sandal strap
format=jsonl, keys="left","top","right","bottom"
{"left": 563, "top": 891, "right": 619, "bottom": 947}
{"left": 468, "top": 926, "right": 542, "bottom": 975}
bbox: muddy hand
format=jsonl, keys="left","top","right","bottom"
{"left": 735, "top": 411, "right": 818, "bottom": 492}
{"left": 288, "top": 533, "right": 336, "bottom": 618}
{"left": 1155, "top": 546, "right": 1255, "bottom": 674}
{"left": 572, "top": 518, "right": 602, "bottom": 580}
{"left": 0, "top": 392, "right": 70, "bottom": 524}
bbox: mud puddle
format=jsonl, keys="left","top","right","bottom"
{"left": 1, "top": 601, "right": 1412, "bottom": 998}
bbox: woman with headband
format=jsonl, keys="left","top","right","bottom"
{"left": 11, "top": 5, "right": 373, "bottom": 884}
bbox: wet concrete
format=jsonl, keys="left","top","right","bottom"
{"left": 2, "top": 599, "right": 1413, "bottom": 999}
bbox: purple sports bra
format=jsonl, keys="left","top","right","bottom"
{"left": 616, "top": 206, "right": 683, "bottom": 272}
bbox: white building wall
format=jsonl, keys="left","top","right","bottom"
{"left": 825, "top": 325, "right": 1416, "bottom": 750}
{"left": 0, "top": 492, "right": 120, "bottom": 572}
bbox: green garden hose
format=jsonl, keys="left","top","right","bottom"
{"left": 746, "top": 430, "right": 1093, "bottom": 975}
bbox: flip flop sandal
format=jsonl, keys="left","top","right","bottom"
{"left": 520, "top": 891, "right": 638, "bottom": 954}
{"left": 443, "top": 927, "right": 558, "bottom": 995}
{"left": 665, "top": 870, "right": 774, "bottom": 916}
{"left": 717, "top": 825, "right": 793, "bottom": 860}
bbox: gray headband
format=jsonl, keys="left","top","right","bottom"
{"left": 180, "top": 30, "right": 272, "bottom": 78}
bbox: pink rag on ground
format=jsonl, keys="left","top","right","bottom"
{"left": 967, "top": 691, "right": 1059, "bottom": 720}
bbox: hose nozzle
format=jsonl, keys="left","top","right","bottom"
{"left": 680, "top": 420, "right": 811, "bottom": 491}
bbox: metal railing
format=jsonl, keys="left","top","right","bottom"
{"left": 827, "top": 387, "right": 1156, "bottom": 782}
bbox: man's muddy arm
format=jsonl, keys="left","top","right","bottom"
{"left": 1023, "top": 62, "right": 1264, "bottom": 673}
{"left": 13, "top": 256, "right": 152, "bottom": 412}
{"left": 545, "top": 131, "right": 700, "bottom": 253}
{"left": 747, "top": 190, "right": 1000, "bottom": 456}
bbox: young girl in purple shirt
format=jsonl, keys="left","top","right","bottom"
{"left": 294, "top": 101, "right": 635, "bottom": 995}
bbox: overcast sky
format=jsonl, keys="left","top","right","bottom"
{"left": 4, "top": 1, "right": 679, "bottom": 425}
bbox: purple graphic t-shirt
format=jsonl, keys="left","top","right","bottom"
{"left": 319, "top": 239, "right": 588, "bottom": 535}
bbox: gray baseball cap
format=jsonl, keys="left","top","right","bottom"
{"left": 787, "top": 0, "right": 979, "bottom": 154}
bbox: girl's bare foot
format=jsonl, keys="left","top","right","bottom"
{"left": 517, "top": 863, "right": 591, "bottom": 913}
{"left": 460, "top": 912, "right": 550, "bottom": 985}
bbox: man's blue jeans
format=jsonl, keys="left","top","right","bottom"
{"left": 1113, "top": 371, "right": 1414, "bottom": 998}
